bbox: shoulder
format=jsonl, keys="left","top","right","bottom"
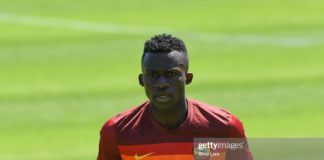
{"left": 188, "top": 99, "right": 246, "bottom": 137}
{"left": 101, "top": 101, "right": 149, "bottom": 133}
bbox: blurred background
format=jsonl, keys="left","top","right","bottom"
{"left": 0, "top": 0, "right": 323, "bottom": 159}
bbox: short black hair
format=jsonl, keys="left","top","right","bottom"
{"left": 142, "top": 34, "right": 189, "bottom": 72}
{"left": 143, "top": 34, "right": 187, "bottom": 53}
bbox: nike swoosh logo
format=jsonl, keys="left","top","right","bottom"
{"left": 134, "top": 152, "right": 154, "bottom": 160}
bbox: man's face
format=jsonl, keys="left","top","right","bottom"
{"left": 140, "top": 51, "right": 192, "bottom": 110}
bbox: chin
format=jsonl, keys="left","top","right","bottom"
{"left": 151, "top": 101, "right": 174, "bottom": 110}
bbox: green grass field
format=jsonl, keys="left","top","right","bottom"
{"left": 1, "top": 0, "right": 324, "bottom": 159}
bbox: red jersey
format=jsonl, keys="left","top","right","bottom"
{"left": 97, "top": 99, "right": 253, "bottom": 160}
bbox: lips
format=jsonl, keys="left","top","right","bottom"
{"left": 155, "top": 95, "right": 170, "bottom": 102}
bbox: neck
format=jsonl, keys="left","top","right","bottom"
{"left": 150, "top": 98, "right": 188, "bottom": 130}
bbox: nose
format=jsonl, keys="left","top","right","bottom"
{"left": 155, "top": 76, "right": 169, "bottom": 89}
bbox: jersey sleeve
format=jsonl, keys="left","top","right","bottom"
{"left": 227, "top": 114, "right": 254, "bottom": 160}
{"left": 228, "top": 114, "right": 247, "bottom": 138}
{"left": 97, "top": 119, "right": 122, "bottom": 160}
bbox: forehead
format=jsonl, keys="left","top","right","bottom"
{"left": 142, "top": 51, "right": 186, "bottom": 71}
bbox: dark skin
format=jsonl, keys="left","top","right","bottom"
{"left": 139, "top": 50, "right": 193, "bottom": 130}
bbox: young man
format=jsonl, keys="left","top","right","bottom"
{"left": 97, "top": 34, "right": 253, "bottom": 160}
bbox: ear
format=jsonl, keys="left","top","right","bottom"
{"left": 138, "top": 74, "right": 144, "bottom": 87}
{"left": 185, "top": 73, "right": 193, "bottom": 85}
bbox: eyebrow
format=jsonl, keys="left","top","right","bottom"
{"left": 167, "top": 68, "right": 181, "bottom": 72}
{"left": 145, "top": 67, "right": 181, "bottom": 72}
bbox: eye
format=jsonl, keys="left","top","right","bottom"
{"left": 146, "top": 72, "right": 158, "bottom": 78}
{"left": 166, "top": 71, "right": 179, "bottom": 77}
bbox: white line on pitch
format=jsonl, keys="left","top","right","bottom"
{"left": 0, "top": 12, "right": 323, "bottom": 47}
